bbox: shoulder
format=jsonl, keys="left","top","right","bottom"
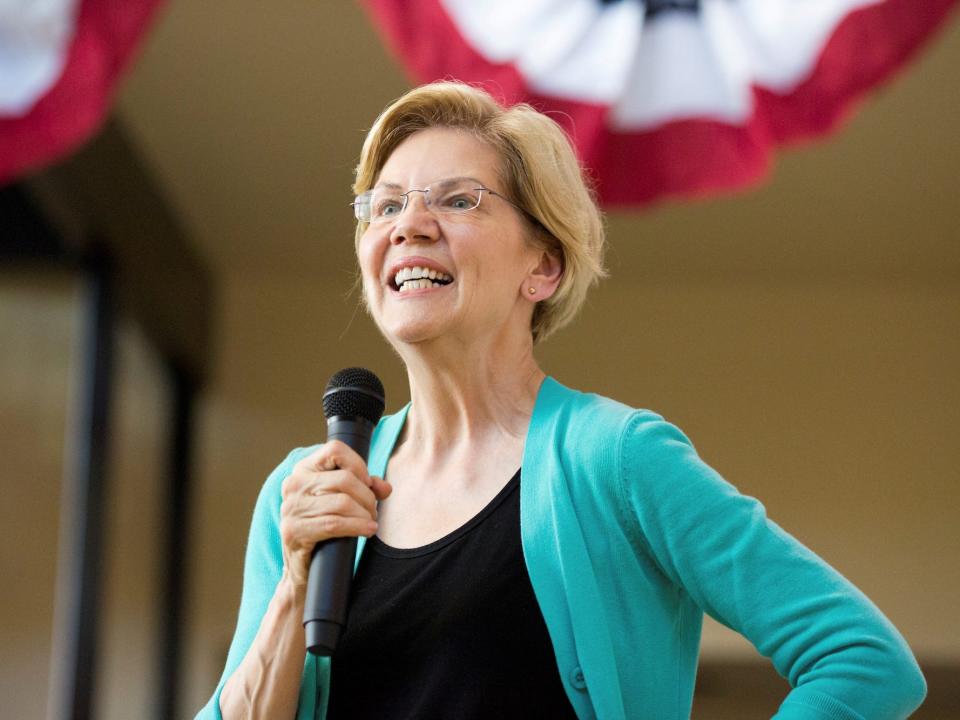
{"left": 535, "top": 376, "right": 690, "bottom": 465}
{"left": 534, "top": 377, "right": 715, "bottom": 520}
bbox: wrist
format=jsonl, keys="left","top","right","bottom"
{"left": 277, "top": 569, "right": 308, "bottom": 612}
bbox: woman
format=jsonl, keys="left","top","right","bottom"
{"left": 200, "top": 82, "right": 926, "bottom": 719}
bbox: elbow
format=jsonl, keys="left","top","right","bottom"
{"left": 897, "top": 656, "right": 927, "bottom": 716}
{"left": 879, "top": 628, "right": 927, "bottom": 716}
{"left": 785, "top": 636, "right": 928, "bottom": 719}
{"left": 864, "top": 642, "right": 927, "bottom": 718}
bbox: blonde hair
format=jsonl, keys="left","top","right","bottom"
{"left": 354, "top": 81, "right": 606, "bottom": 342}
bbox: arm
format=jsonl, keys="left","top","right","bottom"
{"left": 218, "top": 573, "right": 308, "bottom": 720}
{"left": 619, "top": 412, "right": 926, "bottom": 720}
{"left": 195, "top": 442, "right": 390, "bottom": 720}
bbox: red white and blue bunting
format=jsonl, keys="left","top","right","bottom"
{"left": 0, "top": 0, "right": 165, "bottom": 185}
{"left": 362, "top": 0, "right": 959, "bottom": 207}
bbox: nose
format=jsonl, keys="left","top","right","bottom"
{"left": 389, "top": 191, "right": 439, "bottom": 245}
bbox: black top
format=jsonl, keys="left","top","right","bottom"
{"left": 326, "top": 470, "right": 578, "bottom": 719}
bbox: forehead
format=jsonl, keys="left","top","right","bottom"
{"left": 377, "top": 127, "right": 502, "bottom": 187}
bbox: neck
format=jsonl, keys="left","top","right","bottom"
{"left": 397, "top": 327, "right": 545, "bottom": 455}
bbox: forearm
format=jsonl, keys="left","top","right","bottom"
{"left": 220, "top": 572, "right": 307, "bottom": 720}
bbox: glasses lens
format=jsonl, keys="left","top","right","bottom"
{"left": 353, "top": 192, "right": 372, "bottom": 222}
{"left": 370, "top": 189, "right": 407, "bottom": 223}
{"left": 357, "top": 181, "right": 485, "bottom": 223}
{"left": 431, "top": 180, "right": 482, "bottom": 214}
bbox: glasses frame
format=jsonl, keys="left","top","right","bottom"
{"left": 351, "top": 182, "right": 539, "bottom": 228}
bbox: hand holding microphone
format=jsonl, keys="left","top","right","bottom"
{"left": 278, "top": 368, "right": 387, "bottom": 655}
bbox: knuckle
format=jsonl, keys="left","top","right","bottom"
{"left": 330, "top": 492, "right": 350, "bottom": 514}
{"left": 323, "top": 441, "right": 346, "bottom": 465}
{"left": 279, "top": 517, "right": 296, "bottom": 545}
{"left": 326, "top": 439, "right": 349, "bottom": 454}
{"left": 279, "top": 494, "right": 300, "bottom": 520}
{"left": 328, "top": 472, "right": 353, "bottom": 493}
{"left": 292, "top": 452, "right": 318, "bottom": 475}
{"left": 320, "top": 515, "right": 341, "bottom": 536}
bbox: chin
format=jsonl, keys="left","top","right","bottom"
{"left": 379, "top": 313, "right": 451, "bottom": 346}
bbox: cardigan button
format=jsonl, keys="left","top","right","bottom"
{"left": 569, "top": 665, "right": 587, "bottom": 690}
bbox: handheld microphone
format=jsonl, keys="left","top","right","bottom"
{"left": 304, "top": 367, "right": 385, "bottom": 656}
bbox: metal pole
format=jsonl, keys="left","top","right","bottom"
{"left": 157, "top": 365, "right": 195, "bottom": 720}
{"left": 48, "top": 250, "right": 114, "bottom": 720}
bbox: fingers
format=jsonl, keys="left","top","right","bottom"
{"left": 280, "top": 440, "right": 383, "bottom": 547}
{"left": 311, "top": 489, "right": 375, "bottom": 524}
{"left": 309, "top": 440, "right": 371, "bottom": 485}
{"left": 288, "top": 470, "right": 378, "bottom": 519}
{"left": 370, "top": 476, "right": 392, "bottom": 501}
{"left": 283, "top": 501, "right": 379, "bottom": 544}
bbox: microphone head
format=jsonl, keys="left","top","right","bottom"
{"left": 322, "top": 367, "right": 385, "bottom": 424}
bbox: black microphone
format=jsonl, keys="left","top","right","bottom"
{"left": 304, "top": 367, "right": 385, "bottom": 656}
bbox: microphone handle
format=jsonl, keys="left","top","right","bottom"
{"left": 303, "top": 417, "right": 374, "bottom": 656}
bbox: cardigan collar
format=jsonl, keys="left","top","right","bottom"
{"left": 354, "top": 376, "right": 563, "bottom": 565}
{"left": 364, "top": 375, "right": 564, "bottom": 480}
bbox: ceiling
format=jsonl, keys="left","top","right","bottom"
{"left": 115, "top": 1, "right": 960, "bottom": 283}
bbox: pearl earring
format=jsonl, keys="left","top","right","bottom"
{"left": 528, "top": 287, "right": 537, "bottom": 295}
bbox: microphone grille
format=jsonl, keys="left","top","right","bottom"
{"left": 323, "top": 367, "right": 385, "bottom": 423}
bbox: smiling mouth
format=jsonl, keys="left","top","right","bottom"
{"left": 392, "top": 266, "right": 454, "bottom": 293}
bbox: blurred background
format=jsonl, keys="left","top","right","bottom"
{"left": 1, "top": 1, "right": 958, "bottom": 718}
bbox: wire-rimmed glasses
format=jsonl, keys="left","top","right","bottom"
{"left": 352, "top": 177, "right": 524, "bottom": 224}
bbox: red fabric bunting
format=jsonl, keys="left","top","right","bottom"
{"left": 0, "top": 0, "right": 166, "bottom": 186}
{"left": 361, "top": 0, "right": 958, "bottom": 207}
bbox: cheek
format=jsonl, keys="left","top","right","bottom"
{"left": 356, "top": 231, "right": 382, "bottom": 283}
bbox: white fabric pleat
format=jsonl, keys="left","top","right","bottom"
{"left": 0, "top": 0, "right": 79, "bottom": 115}
{"left": 441, "top": 0, "right": 642, "bottom": 102}
{"left": 441, "top": 0, "right": 884, "bottom": 128}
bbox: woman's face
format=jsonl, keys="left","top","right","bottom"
{"left": 357, "top": 127, "right": 543, "bottom": 350}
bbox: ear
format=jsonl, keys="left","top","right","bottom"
{"left": 522, "top": 247, "right": 563, "bottom": 302}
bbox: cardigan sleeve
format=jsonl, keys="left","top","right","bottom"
{"left": 194, "top": 446, "right": 319, "bottom": 720}
{"left": 618, "top": 412, "right": 926, "bottom": 720}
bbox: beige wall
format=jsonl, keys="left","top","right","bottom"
{"left": 0, "top": 273, "right": 74, "bottom": 720}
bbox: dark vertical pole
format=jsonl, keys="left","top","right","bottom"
{"left": 49, "top": 250, "right": 114, "bottom": 720}
{"left": 157, "top": 365, "right": 195, "bottom": 720}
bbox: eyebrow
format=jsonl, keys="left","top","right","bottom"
{"left": 372, "top": 176, "right": 486, "bottom": 191}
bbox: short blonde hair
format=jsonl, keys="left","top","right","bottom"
{"left": 354, "top": 81, "right": 606, "bottom": 343}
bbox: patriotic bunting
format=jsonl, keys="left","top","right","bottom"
{"left": 361, "top": 0, "right": 959, "bottom": 207}
{"left": 0, "top": 0, "right": 165, "bottom": 185}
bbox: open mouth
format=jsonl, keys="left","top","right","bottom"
{"left": 391, "top": 266, "right": 454, "bottom": 293}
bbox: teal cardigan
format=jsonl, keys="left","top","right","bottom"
{"left": 198, "top": 377, "right": 925, "bottom": 719}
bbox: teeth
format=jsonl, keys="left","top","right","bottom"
{"left": 394, "top": 267, "right": 454, "bottom": 289}
{"left": 398, "top": 278, "right": 429, "bottom": 292}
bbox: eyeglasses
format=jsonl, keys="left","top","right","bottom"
{"left": 352, "top": 177, "right": 527, "bottom": 224}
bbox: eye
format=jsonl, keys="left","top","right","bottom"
{"left": 375, "top": 198, "right": 403, "bottom": 218}
{"left": 438, "top": 191, "right": 479, "bottom": 212}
